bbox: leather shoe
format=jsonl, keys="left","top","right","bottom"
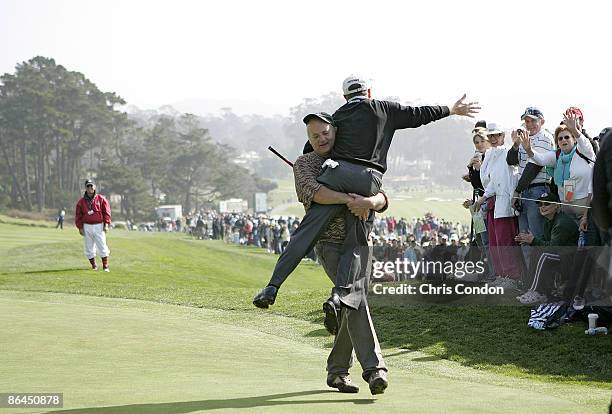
{"left": 367, "top": 369, "right": 388, "bottom": 395}
{"left": 327, "top": 374, "right": 359, "bottom": 393}
{"left": 322, "top": 291, "right": 341, "bottom": 335}
{"left": 253, "top": 285, "right": 278, "bottom": 308}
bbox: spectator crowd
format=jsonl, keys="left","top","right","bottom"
{"left": 461, "top": 106, "right": 610, "bottom": 308}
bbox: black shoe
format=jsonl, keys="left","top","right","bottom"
{"left": 327, "top": 374, "right": 359, "bottom": 393}
{"left": 253, "top": 285, "right": 278, "bottom": 308}
{"left": 322, "top": 292, "right": 341, "bottom": 335}
{"left": 367, "top": 369, "right": 388, "bottom": 395}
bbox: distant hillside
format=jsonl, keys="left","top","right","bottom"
{"left": 127, "top": 94, "right": 478, "bottom": 186}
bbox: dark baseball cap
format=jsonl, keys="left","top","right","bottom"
{"left": 302, "top": 112, "right": 335, "bottom": 126}
{"left": 536, "top": 191, "right": 560, "bottom": 205}
{"left": 84, "top": 179, "right": 95, "bottom": 187}
{"left": 521, "top": 107, "right": 544, "bottom": 120}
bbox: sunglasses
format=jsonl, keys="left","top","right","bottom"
{"left": 537, "top": 202, "right": 553, "bottom": 207}
{"left": 557, "top": 135, "right": 573, "bottom": 141}
{"left": 86, "top": 184, "right": 94, "bottom": 188}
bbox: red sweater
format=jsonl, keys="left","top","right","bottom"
{"left": 75, "top": 193, "right": 112, "bottom": 229}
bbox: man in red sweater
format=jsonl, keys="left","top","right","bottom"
{"left": 75, "top": 179, "right": 112, "bottom": 272}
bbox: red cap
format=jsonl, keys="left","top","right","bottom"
{"left": 565, "top": 106, "right": 584, "bottom": 120}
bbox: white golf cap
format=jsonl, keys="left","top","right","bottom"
{"left": 487, "top": 122, "right": 503, "bottom": 135}
{"left": 342, "top": 74, "right": 368, "bottom": 96}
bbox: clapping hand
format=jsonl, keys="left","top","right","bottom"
{"left": 518, "top": 129, "right": 533, "bottom": 157}
{"left": 515, "top": 231, "right": 534, "bottom": 245}
{"left": 511, "top": 130, "right": 521, "bottom": 149}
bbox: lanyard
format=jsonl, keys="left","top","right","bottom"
{"left": 86, "top": 195, "right": 96, "bottom": 211}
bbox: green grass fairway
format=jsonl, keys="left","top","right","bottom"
{"left": 1, "top": 291, "right": 609, "bottom": 414}
{"left": 0, "top": 215, "right": 610, "bottom": 413}
{"left": 268, "top": 180, "right": 471, "bottom": 223}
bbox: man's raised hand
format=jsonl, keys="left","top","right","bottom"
{"left": 450, "top": 94, "right": 481, "bottom": 118}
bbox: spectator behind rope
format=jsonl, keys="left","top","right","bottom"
{"left": 463, "top": 127, "right": 489, "bottom": 197}
{"left": 475, "top": 122, "right": 523, "bottom": 283}
{"left": 462, "top": 128, "right": 494, "bottom": 280}
{"left": 507, "top": 107, "right": 555, "bottom": 270}
{"left": 515, "top": 192, "right": 579, "bottom": 304}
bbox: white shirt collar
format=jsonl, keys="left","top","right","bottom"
{"left": 347, "top": 96, "right": 368, "bottom": 104}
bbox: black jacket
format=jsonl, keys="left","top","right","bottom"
{"left": 592, "top": 129, "right": 612, "bottom": 230}
{"left": 331, "top": 99, "right": 449, "bottom": 173}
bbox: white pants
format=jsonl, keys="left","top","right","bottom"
{"left": 83, "top": 223, "right": 110, "bottom": 259}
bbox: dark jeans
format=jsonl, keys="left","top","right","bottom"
{"left": 268, "top": 161, "right": 382, "bottom": 296}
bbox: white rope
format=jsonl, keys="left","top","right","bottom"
{"left": 512, "top": 196, "right": 591, "bottom": 209}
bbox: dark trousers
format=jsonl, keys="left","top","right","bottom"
{"left": 527, "top": 248, "right": 574, "bottom": 297}
{"left": 268, "top": 161, "right": 382, "bottom": 295}
{"left": 315, "top": 242, "right": 386, "bottom": 378}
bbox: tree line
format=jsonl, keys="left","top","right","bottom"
{"left": 0, "top": 56, "right": 275, "bottom": 219}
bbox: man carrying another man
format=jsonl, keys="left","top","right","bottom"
{"left": 254, "top": 75, "right": 480, "bottom": 312}
{"left": 293, "top": 111, "right": 389, "bottom": 394}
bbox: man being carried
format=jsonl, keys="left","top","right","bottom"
{"left": 254, "top": 75, "right": 479, "bottom": 309}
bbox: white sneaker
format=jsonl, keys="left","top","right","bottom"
{"left": 489, "top": 277, "right": 519, "bottom": 290}
{"left": 519, "top": 290, "right": 547, "bottom": 304}
{"left": 92, "top": 266, "right": 98, "bottom": 271}
{"left": 103, "top": 267, "right": 110, "bottom": 273}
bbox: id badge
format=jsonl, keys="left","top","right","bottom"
{"left": 87, "top": 210, "right": 94, "bottom": 215}
{"left": 563, "top": 179, "right": 576, "bottom": 202}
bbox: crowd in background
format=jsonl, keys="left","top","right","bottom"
{"left": 157, "top": 210, "right": 471, "bottom": 261}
